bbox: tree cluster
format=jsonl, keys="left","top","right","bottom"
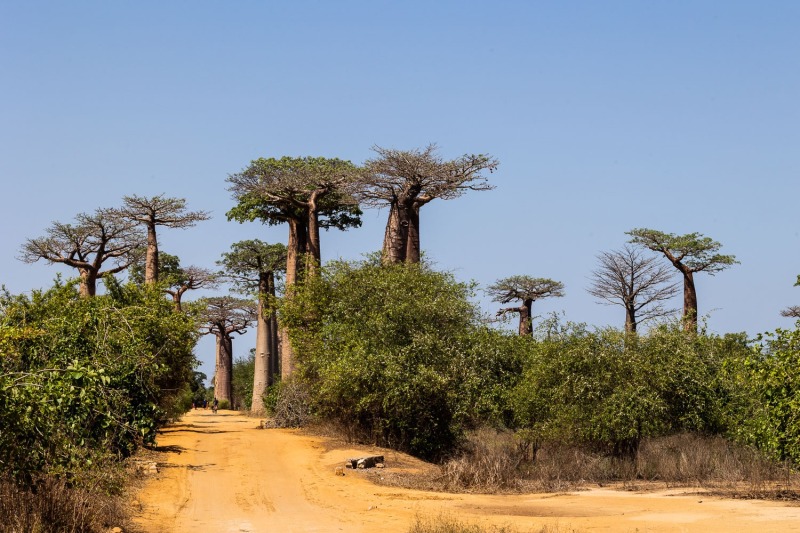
{"left": 277, "top": 258, "right": 789, "bottom": 465}
{"left": 15, "top": 141, "right": 800, "bottom": 477}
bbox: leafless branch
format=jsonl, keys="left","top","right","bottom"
{"left": 587, "top": 245, "right": 679, "bottom": 330}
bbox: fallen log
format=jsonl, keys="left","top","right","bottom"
{"left": 345, "top": 455, "right": 385, "bottom": 469}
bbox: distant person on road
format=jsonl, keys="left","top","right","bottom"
{"left": 212, "top": 398, "right": 219, "bottom": 414}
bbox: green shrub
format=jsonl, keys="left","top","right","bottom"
{"left": 232, "top": 350, "right": 255, "bottom": 410}
{"left": 509, "top": 321, "right": 745, "bottom": 457}
{"left": 731, "top": 323, "right": 800, "bottom": 463}
{"left": 263, "top": 381, "right": 281, "bottom": 414}
{"left": 282, "top": 259, "right": 520, "bottom": 460}
{"left": 0, "top": 280, "right": 198, "bottom": 486}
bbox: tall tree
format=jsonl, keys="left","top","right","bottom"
{"left": 227, "top": 156, "right": 361, "bottom": 379}
{"left": 587, "top": 245, "right": 679, "bottom": 333}
{"left": 198, "top": 297, "right": 256, "bottom": 405}
{"left": 165, "top": 264, "right": 219, "bottom": 313}
{"left": 227, "top": 157, "right": 361, "bottom": 283}
{"left": 120, "top": 194, "right": 210, "bottom": 285}
{"left": 487, "top": 276, "right": 565, "bottom": 335}
{"left": 20, "top": 208, "right": 143, "bottom": 297}
{"left": 218, "top": 240, "right": 287, "bottom": 412}
{"left": 357, "top": 144, "right": 498, "bottom": 264}
{"left": 129, "top": 252, "right": 219, "bottom": 311}
{"left": 627, "top": 229, "right": 738, "bottom": 332}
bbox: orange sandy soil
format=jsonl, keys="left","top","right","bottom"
{"left": 132, "top": 409, "right": 800, "bottom": 533}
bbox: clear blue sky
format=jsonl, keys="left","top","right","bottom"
{"left": 2, "top": 2, "right": 798, "bottom": 381}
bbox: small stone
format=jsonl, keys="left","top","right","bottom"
{"left": 335, "top": 466, "right": 345, "bottom": 476}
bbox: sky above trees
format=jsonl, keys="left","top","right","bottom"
{"left": 1, "top": 2, "right": 798, "bottom": 380}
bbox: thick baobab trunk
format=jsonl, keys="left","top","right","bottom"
{"left": 269, "top": 311, "right": 279, "bottom": 380}
{"left": 215, "top": 333, "right": 233, "bottom": 405}
{"left": 625, "top": 304, "right": 637, "bottom": 333}
{"left": 281, "top": 218, "right": 308, "bottom": 380}
{"left": 280, "top": 329, "right": 294, "bottom": 380}
{"left": 405, "top": 204, "right": 421, "bottom": 264}
{"left": 251, "top": 275, "right": 270, "bottom": 412}
{"left": 500, "top": 303, "right": 534, "bottom": 336}
{"left": 682, "top": 270, "right": 698, "bottom": 333}
{"left": 145, "top": 223, "right": 159, "bottom": 284}
{"left": 285, "top": 219, "right": 308, "bottom": 286}
{"left": 266, "top": 272, "right": 278, "bottom": 385}
{"left": 169, "top": 287, "right": 187, "bottom": 312}
{"left": 306, "top": 192, "right": 322, "bottom": 276}
{"left": 520, "top": 300, "right": 533, "bottom": 336}
{"left": 78, "top": 268, "right": 98, "bottom": 298}
{"left": 382, "top": 201, "right": 409, "bottom": 265}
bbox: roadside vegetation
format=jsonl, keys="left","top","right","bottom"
{"left": 0, "top": 279, "right": 199, "bottom": 532}
{"left": 273, "top": 257, "right": 800, "bottom": 497}
{"left": 4, "top": 147, "right": 800, "bottom": 529}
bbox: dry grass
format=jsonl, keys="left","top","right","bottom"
{"left": 271, "top": 380, "right": 312, "bottom": 428}
{"left": 381, "top": 429, "right": 800, "bottom": 498}
{"left": 408, "top": 513, "right": 579, "bottom": 533}
{"left": 635, "top": 433, "right": 790, "bottom": 487}
{"left": 0, "top": 473, "right": 129, "bottom": 533}
{"left": 438, "top": 428, "right": 526, "bottom": 492}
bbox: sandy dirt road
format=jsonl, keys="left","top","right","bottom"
{"left": 133, "top": 410, "right": 800, "bottom": 533}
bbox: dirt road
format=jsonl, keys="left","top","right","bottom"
{"left": 133, "top": 410, "right": 800, "bottom": 532}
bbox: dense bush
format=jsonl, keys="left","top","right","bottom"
{"left": 0, "top": 279, "right": 198, "bottom": 486}
{"left": 281, "top": 259, "right": 522, "bottom": 460}
{"left": 509, "top": 321, "right": 748, "bottom": 457}
{"left": 231, "top": 350, "right": 255, "bottom": 410}
{"left": 277, "top": 253, "right": 800, "bottom": 474}
{"left": 731, "top": 323, "right": 800, "bottom": 463}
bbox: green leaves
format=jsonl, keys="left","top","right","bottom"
{"left": 282, "top": 259, "right": 508, "bottom": 460}
{"left": 226, "top": 155, "right": 363, "bottom": 230}
{"left": 626, "top": 228, "right": 738, "bottom": 274}
{"left": 509, "top": 323, "right": 742, "bottom": 456}
{"left": 0, "top": 281, "right": 199, "bottom": 485}
{"left": 731, "top": 327, "right": 800, "bottom": 463}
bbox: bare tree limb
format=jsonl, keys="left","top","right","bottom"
{"left": 587, "top": 245, "right": 679, "bottom": 333}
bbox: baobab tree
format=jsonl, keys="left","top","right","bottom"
{"left": 587, "top": 245, "right": 679, "bottom": 333}
{"left": 20, "top": 207, "right": 143, "bottom": 297}
{"left": 198, "top": 297, "right": 256, "bottom": 405}
{"left": 129, "top": 252, "right": 219, "bottom": 311}
{"left": 357, "top": 144, "right": 498, "bottom": 264}
{"left": 164, "top": 264, "right": 219, "bottom": 312}
{"left": 781, "top": 275, "right": 800, "bottom": 318}
{"left": 783, "top": 306, "right": 800, "bottom": 318}
{"left": 627, "top": 229, "right": 738, "bottom": 333}
{"left": 227, "top": 156, "right": 361, "bottom": 379}
{"left": 227, "top": 157, "right": 361, "bottom": 283}
{"left": 487, "top": 276, "right": 565, "bottom": 335}
{"left": 120, "top": 194, "right": 210, "bottom": 285}
{"left": 218, "top": 240, "right": 287, "bottom": 411}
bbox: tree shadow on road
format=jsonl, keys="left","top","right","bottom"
{"left": 151, "top": 444, "right": 185, "bottom": 454}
